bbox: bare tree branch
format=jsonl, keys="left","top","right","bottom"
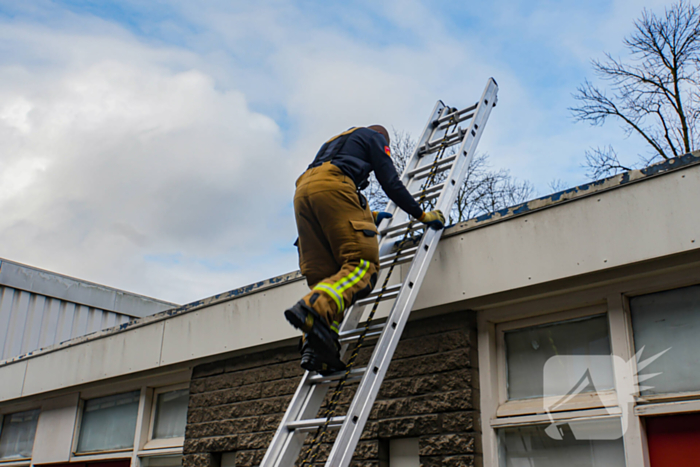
{"left": 583, "top": 146, "right": 633, "bottom": 179}
{"left": 364, "top": 131, "right": 532, "bottom": 224}
{"left": 571, "top": 0, "right": 700, "bottom": 176}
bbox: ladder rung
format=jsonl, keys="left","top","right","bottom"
{"left": 380, "top": 220, "right": 417, "bottom": 236}
{"left": 308, "top": 367, "right": 367, "bottom": 384}
{"left": 354, "top": 288, "right": 399, "bottom": 308}
{"left": 339, "top": 323, "right": 385, "bottom": 341}
{"left": 379, "top": 246, "right": 418, "bottom": 269}
{"left": 410, "top": 182, "right": 445, "bottom": 200}
{"left": 436, "top": 110, "right": 475, "bottom": 130}
{"left": 380, "top": 224, "right": 423, "bottom": 240}
{"left": 434, "top": 103, "right": 477, "bottom": 126}
{"left": 419, "top": 140, "right": 461, "bottom": 156}
{"left": 354, "top": 284, "right": 402, "bottom": 307}
{"left": 380, "top": 253, "right": 415, "bottom": 269}
{"left": 287, "top": 416, "right": 346, "bottom": 432}
{"left": 340, "top": 329, "right": 383, "bottom": 344}
{"left": 379, "top": 246, "right": 418, "bottom": 263}
{"left": 406, "top": 155, "right": 457, "bottom": 180}
{"left": 415, "top": 191, "right": 440, "bottom": 203}
{"left": 420, "top": 127, "right": 465, "bottom": 152}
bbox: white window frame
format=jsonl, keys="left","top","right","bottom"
{"left": 71, "top": 388, "right": 144, "bottom": 459}
{"left": 141, "top": 383, "right": 189, "bottom": 452}
{"left": 480, "top": 300, "right": 633, "bottom": 466}
{"left": 67, "top": 370, "right": 191, "bottom": 465}
{"left": 494, "top": 305, "right": 616, "bottom": 417}
{"left": 621, "top": 283, "right": 700, "bottom": 467}
{"left": 0, "top": 406, "right": 41, "bottom": 466}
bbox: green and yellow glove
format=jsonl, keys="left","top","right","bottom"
{"left": 372, "top": 211, "right": 393, "bottom": 226}
{"left": 419, "top": 210, "right": 445, "bottom": 230}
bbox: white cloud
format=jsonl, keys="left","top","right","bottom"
{"left": 0, "top": 21, "right": 298, "bottom": 303}
{"left": 0, "top": 1, "right": 670, "bottom": 303}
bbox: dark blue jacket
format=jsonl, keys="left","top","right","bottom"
{"left": 308, "top": 127, "right": 423, "bottom": 219}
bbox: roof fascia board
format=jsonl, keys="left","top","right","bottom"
{"left": 444, "top": 151, "right": 700, "bottom": 238}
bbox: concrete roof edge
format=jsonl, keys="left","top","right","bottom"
{"left": 443, "top": 151, "right": 700, "bottom": 238}
{"left": 0, "top": 270, "right": 305, "bottom": 368}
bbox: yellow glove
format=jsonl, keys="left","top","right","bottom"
{"left": 419, "top": 210, "right": 445, "bottom": 230}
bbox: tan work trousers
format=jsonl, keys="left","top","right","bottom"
{"left": 294, "top": 162, "right": 380, "bottom": 331}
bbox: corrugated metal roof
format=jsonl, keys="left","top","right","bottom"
{"left": 0, "top": 258, "right": 178, "bottom": 363}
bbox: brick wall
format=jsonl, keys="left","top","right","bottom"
{"left": 184, "top": 311, "right": 479, "bottom": 467}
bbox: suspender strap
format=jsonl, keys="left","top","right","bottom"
{"left": 309, "top": 127, "right": 361, "bottom": 168}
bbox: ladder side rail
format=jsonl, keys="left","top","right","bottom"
{"left": 326, "top": 78, "right": 499, "bottom": 467}
{"left": 260, "top": 99, "right": 446, "bottom": 467}
{"left": 328, "top": 227, "right": 442, "bottom": 466}
{"left": 431, "top": 79, "right": 499, "bottom": 220}
{"left": 378, "top": 102, "right": 447, "bottom": 232}
{"left": 262, "top": 372, "right": 332, "bottom": 467}
{"left": 260, "top": 80, "right": 497, "bottom": 467}
{"left": 398, "top": 106, "right": 453, "bottom": 200}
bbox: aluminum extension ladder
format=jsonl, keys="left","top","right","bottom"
{"left": 261, "top": 78, "right": 499, "bottom": 467}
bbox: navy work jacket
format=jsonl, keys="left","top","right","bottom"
{"left": 308, "top": 127, "right": 423, "bottom": 219}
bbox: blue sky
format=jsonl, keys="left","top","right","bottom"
{"left": 0, "top": 0, "right": 672, "bottom": 303}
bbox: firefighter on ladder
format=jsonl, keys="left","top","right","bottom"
{"left": 285, "top": 125, "right": 445, "bottom": 374}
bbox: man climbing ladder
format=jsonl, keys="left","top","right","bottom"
{"left": 263, "top": 78, "right": 498, "bottom": 467}
{"left": 285, "top": 124, "right": 445, "bottom": 375}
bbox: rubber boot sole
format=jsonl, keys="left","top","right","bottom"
{"left": 300, "top": 340, "right": 346, "bottom": 376}
{"left": 284, "top": 300, "right": 340, "bottom": 356}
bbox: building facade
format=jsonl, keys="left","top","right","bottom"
{"left": 1, "top": 153, "right": 699, "bottom": 467}
{"left": 0, "top": 258, "right": 178, "bottom": 362}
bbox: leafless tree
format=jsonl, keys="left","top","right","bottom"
{"left": 571, "top": 1, "right": 700, "bottom": 178}
{"left": 365, "top": 130, "right": 533, "bottom": 224}
{"left": 548, "top": 178, "right": 569, "bottom": 193}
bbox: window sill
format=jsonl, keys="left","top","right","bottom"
{"left": 496, "top": 390, "right": 618, "bottom": 417}
{"left": 0, "top": 459, "right": 31, "bottom": 467}
{"left": 635, "top": 398, "right": 700, "bottom": 416}
{"left": 142, "top": 437, "right": 184, "bottom": 451}
{"left": 491, "top": 407, "right": 621, "bottom": 428}
{"left": 138, "top": 446, "right": 183, "bottom": 457}
{"left": 637, "top": 390, "right": 700, "bottom": 404}
{"left": 70, "top": 450, "right": 133, "bottom": 462}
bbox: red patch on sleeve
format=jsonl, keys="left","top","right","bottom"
{"left": 384, "top": 145, "right": 391, "bottom": 156}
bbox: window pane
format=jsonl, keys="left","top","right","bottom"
{"left": 0, "top": 409, "right": 40, "bottom": 460}
{"left": 390, "top": 438, "right": 419, "bottom": 467}
{"left": 152, "top": 389, "right": 189, "bottom": 439}
{"left": 77, "top": 391, "right": 140, "bottom": 453}
{"left": 630, "top": 285, "right": 700, "bottom": 395}
{"left": 505, "top": 315, "right": 613, "bottom": 400}
{"left": 499, "top": 419, "right": 626, "bottom": 466}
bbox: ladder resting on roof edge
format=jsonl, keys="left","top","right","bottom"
{"left": 260, "top": 78, "right": 499, "bottom": 467}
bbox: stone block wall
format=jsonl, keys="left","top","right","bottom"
{"left": 184, "top": 311, "right": 478, "bottom": 467}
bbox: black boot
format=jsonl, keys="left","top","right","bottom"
{"left": 299, "top": 337, "right": 346, "bottom": 376}
{"left": 284, "top": 300, "right": 340, "bottom": 356}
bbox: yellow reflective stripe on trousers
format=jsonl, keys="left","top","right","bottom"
{"left": 313, "top": 260, "right": 370, "bottom": 314}
{"left": 334, "top": 260, "right": 370, "bottom": 294}
{"left": 313, "top": 283, "right": 345, "bottom": 313}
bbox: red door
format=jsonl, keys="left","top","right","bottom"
{"left": 647, "top": 413, "right": 700, "bottom": 466}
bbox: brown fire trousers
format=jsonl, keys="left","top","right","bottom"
{"left": 294, "top": 162, "right": 380, "bottom": 333}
